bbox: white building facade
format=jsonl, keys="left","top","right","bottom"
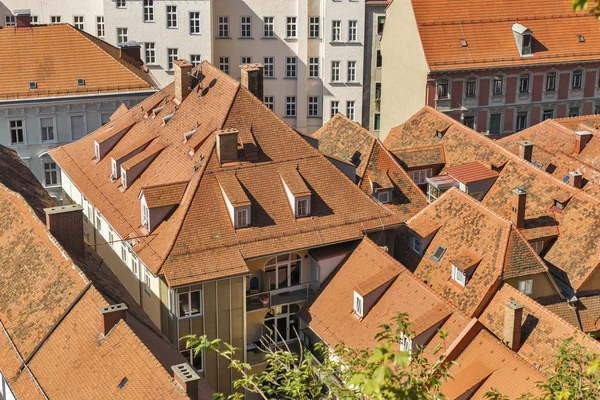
{"left": 0, "top": 0, "right": 365, "bottom": 133}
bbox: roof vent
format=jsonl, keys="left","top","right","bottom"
{"left": 578, "top": 35, "right": 585, "bottom": 43}
{"left": 29, "top": 81, "right": 37, "bottom": 90}
{"left": 460, "top": 39, "right": 468, "bottom": 47}
{"left": 77, "top": 78, "right": 86, "bottom": 86}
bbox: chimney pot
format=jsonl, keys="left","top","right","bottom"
{"left": 14, "top": 9, "right": 32, "bottom": 28}
{"left": 568, "top": 171, "right": 583, "bottom": 189}
{"left": 574, "top": 131, "right": 592, "bottom": 155}
{"left": 240, "top": 63, "right": 264, "bottom": 101}
{"left": 503, "top": 300, "right": 523, "bottom": 352}
{"left": 99, "top": 303, "right": 128, "bottom": 336}
{"left": 216, "top": 129, "right": 239, "bottom": 164}
{"left": 518, "top": 141, "right": 534, "bottom": 162}
{"left": 44, "top": 204, "right": 85, "bottom": 257}
{"left": 510, "top": 186, "right": 527, "bottom": 229}
{"left": 118, "top": 42, "right": 143, "bottom": 66}
{"left": 174, "top": 59, "right": 194, "bottom": 103}
{"left": 172, "top": 363, "right": 200, "bottom": 400}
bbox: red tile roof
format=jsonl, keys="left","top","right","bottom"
{"left": 538, "top": 291, "right": 600, "bottom": 333}
{"left": 142, "top": 181, "right": 189, "bottom": 208}
{"left": 445, "top": 161, "right": 499, "bottom": 184}
{"left": 0, "top": 24, "right": 155, "bottom": 99}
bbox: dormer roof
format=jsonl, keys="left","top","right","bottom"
{"left": 217, "top": 173, "right": 251, "bottom": 207}
{"left": 279, "top": 166, "right": 311, "bottom": 197}
{"left": 354, "top": 264, "right": 400, "bottom": 297}
{"left": 141, "top": 181, "right": 188, "bottom": 209}
{"left": 450, "top": 248, "right": 482, "bottom": 273}
{"left": 445, "top": 161, "right": 499, "bottom": 184}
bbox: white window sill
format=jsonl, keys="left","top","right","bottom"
{"left": 238, "top": 36, "right": 254, "bottom": 40}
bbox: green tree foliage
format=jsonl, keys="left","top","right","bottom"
{"left": 572, "top": 0, "right": 600, "bottom": 18}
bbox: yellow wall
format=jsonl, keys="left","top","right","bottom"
{"left": 578, "top": 268, "right": 600, "bottom": 292}
{"left": 505, "top": 272, "right": 559, "bottom": 299}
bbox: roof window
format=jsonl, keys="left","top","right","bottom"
{"left": 450, "top": 249, "right": 481, "bottom": 287}
{"left": 217, "top": 173, "right": 251, "bottom": 229}
{"left": 77, "top": 78, "right": 86, "bottom": 86}
{"left": 512, "top": 23, "right": 533, "bottom": 56}
{"left": 354, "top": 291, "right": 364, "bottom": 317}
{"left": 279, "top": 167, "right": 311, "bottom": 218}
{"left": 430, "top": 245, "right": 446, "bottom": 263}
{"left": 29, "top": 81, "right": 37, "bottom": 90}
{"left": 578, "top": 35, "right": 585, "bottom": 43}
{"left": 460, "top": 39, "right": 468, "bottom": 47}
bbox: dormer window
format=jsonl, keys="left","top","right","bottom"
{"left": 218, "top": 173, "right": 252, "bottom": 229}
{"left": 95, "top": 142, "right": 101, "bottom": 161}
{"left": 512, "top": 23, "right": 532, "bottom": 56}
{"left": 451, "top": 264, "right": 467, "bottom": 287}
{"left": 411, "top": 236, "right": 422, "bottom": 254}
{"left": 141, "top": 201, "right": 150, "bottom": 230}
{"left": 377, "top": 190, "right": 391, "bottom": 204}
{"left": 297, "top": 199, "right": 309, "bottom": 217}
{"left": 29, "top": 81, "right": 37, "bottom": 90}
{"left": 121, "top": 168, "right": 128, "bottom": 188}
{"left": 354, "top": 291, "right": 363, "bottom": 317}
{"left": 450, "top": 249, "right": 481, "bottom": 287}
{"left": 279, "top": 167, "right": 312, "bottom": 219}
{"left": 77, "top": 78, "right": 86, "bottom": 86}
{"left": 236, "top": 209, "right": 249, "bottom": 228}
{"left": 112, "top": 159, "right": 118, "bottom": 179}
{"left": 522, "top": 33, "right": 532, "bottom": 54}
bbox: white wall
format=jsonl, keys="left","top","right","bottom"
{"left": 0, "top": 0, "right": 103, "bottom": 29}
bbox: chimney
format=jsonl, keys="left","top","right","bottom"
{"left": 511, "top": 186, "right": 527, "bottom": 229}
{"left": 240, "top": 63, "right": 264, "bottom": 101}
{"left": 172, "top": 363, "right": 200, "bottom": 400}
{"left": 503, "top": 300, "right": 523, "bottom": 352}
{"left": 216, "top": 129, "right": 239, "bottom": 164}
{"left": 15, "top": 9, "right": 32, "bottom": 28}
{"left": 118, "top": 42, "right": 143, "bottom": 66}
{"left": 574, "top": 131, "right": 592, "bottom": 155}
{"left": 568, "top": 171, "right": 583, "bottom": 189}
{"left": 44, "top": 204, "right": 85, "bottom": 257}
{"left": 518, "top": 140, "right": 534, "bottom": 162}
{"left": 99, "top": 303, "right": 128, "bottom": 336}
{"left": 174, "top": 59, "right": 194, "bottom": 104}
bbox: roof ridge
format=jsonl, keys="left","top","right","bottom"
{"left": 419, "top": 12, "right": 586, "bottom": 27}
{"left": 505, "top": 225, "right": 551, "bottom": 274}
{"left": 141, "top": 180, "right": 190, "bottom": 191}
{"left": 376, "top": 140, "right": 428, "bottom": 203}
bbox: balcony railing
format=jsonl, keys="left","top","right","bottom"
{"left": 246, "top": 282, "right": 316, "bottom": 312}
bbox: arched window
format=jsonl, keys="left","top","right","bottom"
{"left": 264, "top": 304, "right": 300, "bottom": 342}
{"left": 437, "top": 79, "right": 449, "bottom": 98}
{"left": 465, "top": 77, "right": 476, "bottom": 97}
{"left": 264, "top": 253, "right": 302, "bottom": 291}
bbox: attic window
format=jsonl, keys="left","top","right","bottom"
{"left": 578, "top": 35, "right": 585, "bottom": 43}
{"left": 451, "top": 264, "right": 467, "bottom": 287}
{"left": 77, "top": 78, "right": 86, "bottom": 86}
{"left": 297, "top": 199, "right": 309, "bottom": 217}
{"left": 562, "top": 174, "right": 570, "bottom": 184}
{"left": 141, "top": 201, "right": 150, "bottom": 230}
{"left": 151, "top": 105, "right": 165, "bottom": 118}
{"left": 354, "top": 291, "right": 364, "bottom": 317}
{"left": 430, "top": 245, "right": 446, "bottom": 263}
{"left": 377, "top": 190, "right": 391, "bottom": 204}
{"left": 553, "top": 199, "right": 565, "bottom": 210}
{"left": 236, "top": 209, "right": 249, "bottom": 228}
{"left": 512, "top": 23, "right": 532, "bottom": 56}
{"left": 460, "top": 39, "right": 468, "bottom": 47}
{"left": 400, "top": 333, "right": 412, "bottom": 352}
{"left": 117, "top": 377, "right": 128, "bottom": 390}
{"left": 411, "top": 236, "right": 422, "bottom": 255}
{"left": 29, "top": 81, "right": 37, "bottom": 90}
{"left": 95, "top": 142, "right": 101, "bottom": 161}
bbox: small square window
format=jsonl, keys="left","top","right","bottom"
{"left": 430, "top": 245, "right": 446, "bottom": 263}
{"left": 411, "top": 236, "right": 422, "bottom": 254}
{"left": 518, "top": 279, "right": 533, "bottom": 295}
{"left": 377, "top": 190, "right": 390, "bottom": 204}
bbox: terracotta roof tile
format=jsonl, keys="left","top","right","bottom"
{"left": 390, "top": 145, "right": 446, "bottom": 169}
{"left": 445, "top": 161, "right": 499, "bottom": 184}
{"left": 142, "top": 181, "right": 189, "bottom": 208}
{"left": 278, "top": 165, "right": 311, "bottom": 197}
{"left": 503, "top": 228, "right": 549, "bottom": 279}
{"left": 538, "top": 291, "right": 600, "bottom": 333}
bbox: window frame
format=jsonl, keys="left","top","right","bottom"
{"left": 309, "top": 16, "right": 320, "bottom": 38}
{"left": 285, "top": 57, "right": 297, "bottom": 78}
{"left": 308, "top": 96, "right": 319, "bottom": 117}
{"left": 240, "top": 16, "right": 252, "bottom": 38}
{"left": 410, "top": 168, "right": 432, "bottom": 185}
{"left": 264, "top": 96, "right": 274, "bottom": 111}
{"left": 331, "top": 61, "right": 340, "bottom": 82}
{"left": 218, "top": 56, "right": 230, "bottom": 75}
{"left": 451, "top": 264, "right": 466, "bottom": 287}
{"left": 40, "top": 117, "right": 56, "bottom": 143}
{"left": 518, "top": 279, "right": 533, "bottom": 295}
{"left": 332, "top": 20, "right": 341, "bottom": 42}
{"left": 166, "top": 5, "right": 178, "bottom": 29}
{"left": 309, "top": 57, "right": 319, "bottom": 78}
{"left": 297, "top": 198, "right": 309, "bottom": 217}
{"left": 263, "top": 56, "right": 274, "bottom": 78}
{"left": 73, "top": 15, "right": 84, "bottom": 30}
{"left": 4, "top": 16, "right": 15, "bottom": 26}
{"left": 286, "top": 16, "right": 297, "bottom": 38}
{"left": 346, "top": 101, "right": 355, "bottom": 120}
{"left": 116, "top": 27, "right": 128, "bottom": 44}
{"left": 236, "top": 208, "right": 249, "bottom": 228}
{"left": 167, "top": 48, "right": 179, "bottom": 71}
{"left": 465, "top": 77, "right": 476, "bottom": 97}
{"left": 178, "top": 288, "right": 203, "bottom": 318}
{"left": 217, "top": 16, "right": 229, "bottom": 38}
{"left": 546, "top": 71, "right": 556, "bottom": 91}
{"left": 347, "top": 61, "right": 357, "bottom": 82}
{"left": 437, "top": 79, "right": 449, "bottom": 98}
{"left": 348, "top": 20, "right": 358, "bottom": 42}
{"left": 286, "top": 96, "right": 297, "bottom": 117}
{"left": 330, "top": 101, "right": 340, "bottom": 118}
{"left": 116, "top": 0, "right": 126, "bottom": 8}
{"left": 411, "top": 236, "right": 422, "bottom": 255}
{"left": 354, "top": 291, "right": 363, "bottom": 317}
{"left": 143, "top": 0, "right": 154, "bottom": 22}
{"left": 572, "top": 70, "right": 583, "bottom": 89}
{"left": 377, "top": 190, "right": 391, "bottom": 204}
{"left": 144, "top": 42, "right": 156, "bottom": 64}
{"left": 519, "top": 74, "right": 530, "bottom": 93}
{"left": 144, "top": 268, "right": 152, "bottom": 296}
{"left": 43, "top": 160, "right": 59, "bottom": 187}
{"left": 263, "top": 16, "right": 274, "bottom": 38}
{"left": 96, "top": 16, "right": 105, "bottom": 37}
{"left": 189, "top": 11, "right": 201, "bottom": 35}
{"left": 9, "top": 119, "right": 25, "bottom": 145}
{"left": 516, "top": 112, "right": 528, "bottom": 131}
{"left": 492, "top": 75, "right": 504, "bottom": 95}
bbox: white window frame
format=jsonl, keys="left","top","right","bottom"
{"left": 516, "top": 112, "right": 528, "bottom": 131}
{"left": 144, "top": 267, "right": 152, "bottom": 296}
{"left": 9, "top": 119, "right": 25, "bottom": 145}
{"left": 144, "top": 42, "right": 156, "bottom": 64}
{"left": 332, "top": 20, "right": 341, "bottom": 42}
{"left": 141, "top": 202, "right": 150, "bottom": 230}
{"left": 108, "top": 229, "right": 115, "bottom": 248}
{"left": 400, "top": 333, "right": 412, "bottom": 353}
{"left": 309, "top": 57, "right": 319, "bottom": 78}
{"left": 190, "top": 54, "right": 202, "bottom": 66}
{"left": 117, "top": 27, "right": 128, "bottom": 44}
{"left": 411, "top": 236, "right": 422, "bottom": 254}
{"left": 410, "top": 168, "right": 432, "bottom": 185}
{"left": 43, "top": 160, "right": 59, "bottom": 187}
{"left": 519, "top": 74, "right": 530, "bottom": 93}
{"left": 348, "top": 20, "right": 358, "bottom": 42}
{"left": 96, "top": 16, "right": 105, "bottom": 37}
{"left": 286, "top": 57, "right": 297, "bottom": 78}
{"left": 286, "top": 16, "right": 297, "bottom": 38}
{"left": 346, "top": 101, "right": 355, "bottom": 121}
{"left": 143, "top": 0, "right": 154, "bottom": 22}
{"left": 236, "top": 208, "right": 249, "bottom": 228}
{"left": 331, "top": 61, "right": 340, "bottom": 82}
{"left": 240, "top": 16, "right": 251, "bottom": 38}
{"left": 131, "top": 255, "right": 139, "bottom": 276}
{"left": 308, "top": 97, "right": 319, "bottom": 117}
{"left": 572, "top": 70, "right": 583, "bottom": 89}
{"left": 354, "top": 291, "right": 363, "bottom": 317}
{"left": 286, "top": 96, "right": 297, "bottom": 117}
{"left": 116, "top": 0, "right": 126, "bottom": 8}
{"left": 377, "top": 190, "right": 391, "bottom": 204}
{"left": 264, "top": 253, "right": 302, "bottom": 291}
{"left": 178, "top": 288, "right": 203, "bottom": 318}
{"left": 50, "top": 16, "right": 61, "bottom": 24}
{"left": 492, "top": 75, "right": 504, "bottom": 95}
{"left": 166, "top": 5, "right": 178, "bottom": 29}
{"left": 167, "top": 48, "right": 178, "bottom": 71}
{"left": 189, "top": 11, "right": 201, "bottom": 34}
{"left": 331, "top": 101, "right": 339, "bottom": 118}
{"left": 309, "top": 17, "right": 320, "bottom": 38}
{"left": 264, "top": 96, "right": 274, "bottom": 111}
{"left": 219, "top": 56, "right": 229, "bottom": 75}
{"left": 263, "top": 16, "right": 274, "bottom": 38}
{"left": 40, "top": 117, "right": 56, "bottom": 143}
{"left": 546, "top": 71, "right": 557, "bottom": 91}
{"left": 121, "top": 242, "right": 128, "bottom": 263}
{"left": 218, "top": 16, "right": 229, "bottom": 38}
{"left": 241, "top": 56, "right": 252, "bottom": 65}
{"left": 531, "top": 241, "right": 544, "bottom": 254}
{"left": 73, "top": 15, "right": 84, "bottom": 30}
{"left": 451, "top": 264, "right": 466, "bottom": 287}
{"left": 518, "top": 279, "right": 533, "bottom": 295}
{"left": 263, "top": 57, "right": 274, "bottom": 78}
{"left": 347, "top": 61, "right": 357, "bottom": 82}
{"left": 297, "top": 198, "right": 309, "bottom": 217}
{"left": 5, "top": 16, "right": 15, "bottom": 26}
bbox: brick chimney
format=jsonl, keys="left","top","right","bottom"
{"left": 568, "top": 171, "right": 583, "bottom": 189}
{"left": 240, "top": 63, "right": 264, "bottom": 101}
{"left": 118, "top": 42, "right": 143, "bottom": 66}
{"left": 174, "top": 59, "right": 194, "bottom": 104}
{"left": 172, "top": 363, "right": 200, "bottom": 400}
{"left": 574, "top": 131, "right": 592, "bottom": 155}
{"left": 44, "top": 204, "right": 85, "bottom": 257}
{"left": 99, "top": 304, "right": 128, "bottom": 336}
{"left": 503, "top": 300, "right": 523, "bottom": 352}
{"left": 15, "top": 10, "right": 32, "bottom": 28}
{"left": 216, "top": 129, "right": 239, "bottom": 164}
{"left": 518, "top": 140, "right": 534, "bottom": 162}
{"left": 511, "top": 186, "right": 527, "bottom": 229}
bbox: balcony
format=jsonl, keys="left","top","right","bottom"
{"left": 246, "top": 282, "right": 316, "bottom": 312}
{"left": 246, "top": 339, "right": 301, "bottom": 365}
{"left": 435, "top": 97, "right": 451, "bottom": 111}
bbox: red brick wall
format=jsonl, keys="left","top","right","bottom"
{"left": 532, "top": 75, "right": 543, "bottom": 102}
{"left": 585, "top": 70, "right": 597, "bottom": 98}
{"left": 477, "top": 110, "right": 488, "bottom": 131}
{"left": 530, "top": 106, "right": 541, "bottom": 126}
{"left": 451, "top": 80, "right": 463, "bottom": 109}
{"left": 46, "top": 208, "right": 84, "bottom": 257}
{"left": 504, "top": 108, "right": 515, "bottom": 132}
{"left": 558, "top": 72, "right": 570, "bottom": 100}
{"left": 478, "top": 78, "right": 490, "bottom": 106}
{"left": 505, "top": 76, "right": 517, "bottom": 104}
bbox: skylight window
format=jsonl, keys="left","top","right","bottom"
{"left": 578, "top": 35, "right": 585, "bottom": 42}
{"left": 77, "top": 78, "right": 86, "bottom": 86}
{"left": 460, "top": 39, "right": 468, "bottom": 47}
{"left": 563, "top": 174, "right": 570, "bottom": 183}
{"left": 430, "top": 245, "right": 446, "bottom": 263}
{"left": 162, "top": 113, "right": 174, "bottom": 125}
{"left": 29, "top": 81, "right": 37, "bottom": 90}
{"left": 117, "top": 377, "right": 128, "bottom": 390}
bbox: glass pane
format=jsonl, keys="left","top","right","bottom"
{"left": 278, "top": 265, "right": 288, "bottom": 288}
{"left": 190, "top": 291, "right": 201, "bottom": 315}
{"left": 264, "top": 267, "right": 276, "bottom": 291}
{"left": 277, "top": 254, "right": 290, "bottom": 263}
{"left": 276, "top": 316, "right": 288, "bottom": 341}
{"left": 179, "top": 293, "right": 189, "bottom": 317}
{"left": 291, "top": 258, "right": 301, "bottom": 286}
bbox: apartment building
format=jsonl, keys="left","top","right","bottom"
{"left": 0, "top": 15, "right": 156, "bottom": 200}
{"left": 380, "top": 0, "right": 600, "bottom": 139}
{"left": 0, "top": 145, "right": 213, "bottom": 400}
{"left": 50, "top": 60, "right": 401, "bottom": 395}
{"left": 0, "top": 0, "right": 365, "bottom": 133}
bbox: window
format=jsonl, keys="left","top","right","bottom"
{"left": 178, "top": 288, "right": 202, "bottom": 318}
{"left": 96, "top": 212, "right": 103, "bottom": 230}
{"left": 41, "top": 118, "right": 55, "bottom": 142}
{"left": 374, "top": 114, "right": 381, "bottom": 130}
{"left": 411, "top": 236, "right": 422, "bottom": 254}
{"left": 309, "top": 17, "right": 320, "bottom": 38}
{"left": 218, "top": 16, "right": 229, "bottom": 37}
{"left": 493, "top": 75, "right": 503, "bottom": 95}
{"left": 241, "top": 16, "right": 251, "bottom": 38}
{"left": 50, "top": 16, "right": 61, "bottom": 24}
{"left": 286, "top": 96, "right": 297, "bottom": 117}
{"left": 516, "top": 112, "right": 528, "bottom": 131}
{"left": 108, "top": 229, "right": 115, "bottom": 248}
{"left": 569, "top": 107, "right": 580, "bottom": 117}
{"left": 451, "top": 265, "right": 466, "bottom": 287}
{"left": 116, "top": 0, "right": 126, "bottom": 8}
{"left": 297, "top": 199, "right": 309, "bottom": 217}
{"left": 354, "top": 292, "right": 363, "bottom": 317}
{"left": 463, "top": 115, "right": 474, "bottom": 128}
{"left": 489, "top": 113, "right": 501, "bottom": 134}
{"left": 546, "top": 72, "right": 556, "bottom": 91}
{"left": 430, "top": 245, "right": 447, "bottom": 263}
{"left": 518, "top": 279, "right": 533, "bottom": 295}
{"left": 121, "top": 242, "right": 128, "bottom": 262}
{"left": 167, "top": 48, "right": 178, "bottom": 70}
{"left": 144, "top": 268, "right": 152, "bottom": 296}
{"left": 400, "top": 333, "right": 412, "bottom": 353}
{"left": 144, "top": 42, "right": 155, "bottom": 64}
{"left": 522, "top": 34, "right": 532, "bottom": 54}
{"left": 465, "top": 77, "right": 476, "bottom": 97}
{"left": 73, "top": 16, "right": 84, "bottom": 30}
{"left": 5, "top": 16, "right": 15, "bottom": 26}
{"left": 180, "top": 349, "right": 203, "bottom": 371}
{"left": 286, "top": 57, "right": 297, "bottom": 78}
{"left": 410, "top": 168, "right": 432, "bottom": 185}
{"left": 264, "top": 253, "right": 302, "bottom": 290}
{"left": 166, "top": 5, "right": 178, "bottom": 28}
{"left": 286, "top": 17, "right": 297, "bottom": 38}
{"left": 437, "top": 79, "right": 449, "bottom": 98}
{"left": 117, "top": 27, "right": 128, "bottom": 44}
{"left": 377, "top": 16, "right": 386, "bottom": 34}
{"left": 143, "top": 0, "right": 154, "bottom": 22}
{"left": 308, "top": 97, "right": 319, "bottom": 117}
{"left": 346, "top": 101, "right": 355, "bottom": 120}
{"left": 190, "top": 54, "right": 202, "bottom": 66}
{"left": 241, "top": 56, "right": 252, "bottom": 65}
{"left": 141, "top": 202, "right": 150, "bottom": 229}
{"left": 531, "top": 241, "right": 544, "bottom": 254}
{"left": 264, "top": 304, "right": 300, "bottom": 342}
{"left": 519, "top": 74, "right": 530, "bottom": 93}
{"left": 332, "top": 20, "right": 341, "bottom": 42}
{"left": 331, "top": 61, "right": 340, "bottom": 82}
{"left": 377, "top": 190, "right": 391, "bottom": 204}
{"left": 348, "top": 20, "right": 358, "bottom": 42}
{"left": 264, "top": 96, "right": 274, "bottom": 111}
{"left": 264, "top": 16, "right": 274, "bottom": 38}
{"left": 331, "top": 101, "right": 339, "bottom": 118}
{"left": 236, "top": 208, "right": 249, "bottom": 228}
{"left": 543, "top": 109, "right": 554, "bottom": 120}
{"left": 131, "top": 255, "right": 139, "bottom": 276}
{"left": 30, "top": 16, "right": 39, "bottom": 25}
{"left": 71, "top": 115, "right": 85, "bottom": 140}
{"left": 219, "top": 56, "right": 229, "bottom": 75}
{"left": 9, "top": 120, "right": 24, "bottom": 145}
{"left": 96, "top": 16, "right": 105, "bottom": 37}
{"left": 572, "top": 70, "right": 583, "bottom": 89}
{"left": 44, "top": 161, "right": 59, "bottom": 186}
{"left": 309, "top": 57, "right": 319, "bottom": 78}
{"left": 190, "top": 12, "right": 201, "bottom": 34}
{"left": 347, "top": 61, "right": 356, "bottom": 82}
{"left": 263, "top": 57, "right": 274, "bottom": 78}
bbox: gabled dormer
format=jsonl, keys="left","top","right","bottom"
{"left": 368, "top": 172, "right": 393, "bottom": 204}
{"left": 512, "top": 23, "right": 533, "bottom": 57}
{"left": 279, "top": 166, "right": 311, "bottom": 218}
{"left": 138, "top": 181, "right": 188, "bottom": 232}
{"left": 217, "top": 173, "right": 251, "bottom": 229}
{"left": 111, "top": 136, "right": 155, "bottom": 180}
{"left": 353, "top": 264, "right": 400, "bottom": 318}
{"left": 450, "top": 249, "right": 482, "bottom": 287}
{"left": 120, "top": 140, "right": 166, "bottom": 190}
